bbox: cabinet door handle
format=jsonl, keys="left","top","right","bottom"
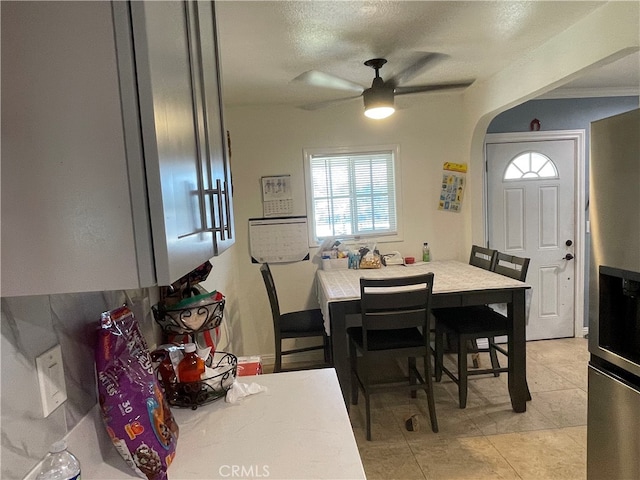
{"left": 215, "top": 178, "right": 225, "bottom": 241}
{"left": 223, "top": 180, "right": 232, "bottom": 239}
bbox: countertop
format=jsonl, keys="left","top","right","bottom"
{"left": 38, "top": 369, "right": 366, "bottom": 480}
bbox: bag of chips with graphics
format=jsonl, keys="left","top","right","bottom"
{"left": 96, "top": 305, "right": 179, "bottom": 480}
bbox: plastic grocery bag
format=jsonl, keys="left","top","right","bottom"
{"left": 96, "top": 305, "right": 179, "bottom": 480}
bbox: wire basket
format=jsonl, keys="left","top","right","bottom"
{"left": 153, "top": 297, "right": 225, "bottom": 336}
{"left": 157, "top": 351, "right": 237, "bottom": 409}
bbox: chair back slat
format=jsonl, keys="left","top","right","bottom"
{"left": 362, "top": 288, "right": 429, "bottom": 311}
{"left": 360, "top": 273, "right": 434, "bottom": 338}
{"left": 364, "top": 309, "right": 427, "bottom": 331}
{"left": 493, "top": 252, "right": 530, "bottom": 281}
{"left": 469, "top": 245, "right": 497, "bottom": 270}
{"left": 260, "top": 263, "right": 281, "bottom": 324}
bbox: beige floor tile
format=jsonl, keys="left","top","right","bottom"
{"left": 487, "top": 429, "right": 586, "bottom": 480}
{"left": 388, "top": 401, "right": 483, "bottom": 441}
{"left": 560, "top": 425, "right": 588, "bottom": 450}
{"left": 526, "top": 338, "right": 589, "bottom": 364}
{"left": 545, "top": 360, "right": 589, "bottom": 391}
{"left": 524, "top": 360, "right": 579, "bottom": 393}
{"left": 437, "top": 367, "right": 511, "bottom": 404}
{"left": 464, "top": 394, "right": 557, "bottom": 435}
{"left": 357, "top": 443, "right": 427, "bottom": 480}
{"left": 350, "top": 402, "right": 408, "bottom": 445}
{"left": 409, "top": 436, "right": 522, "bottom": 479}
{"left": 530, "top": 388, "right": 588, "bottom": 428}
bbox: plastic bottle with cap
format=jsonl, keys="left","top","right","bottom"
{"left": 36, "top": 440, "right": 81, "bottom": 480}
{"left": 422, "top": 242, "right": 431, "bottom": 262}
{"left": 178, "top": 342, "right": 205, "bottom": 383}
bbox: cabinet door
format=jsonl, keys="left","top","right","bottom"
{"left": 192, "top": 1, "right": 235, "bottom": 255}
{"left": 130, "top": 1, "right": 215, "bottom": 285}
{"left": 1, "top": 1, "right": 154, "bottom": 296}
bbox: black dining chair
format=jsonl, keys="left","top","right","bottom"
{"left": 434, "top": 252, "right": 530, "bottom": 408}
{"left": 466, "top": 245, "right": 498, "bottom": 367}
{"left": 469, "top": 245, "right": 498, "bottom": 271}
{"left": 348, "top": 273, "right": 438, "bottom": 440}
{"left": 434, "top": 245, "right": 498, "bottom": 368}
{"left": 260, "top": 263, "right": 331, "bottom": 373}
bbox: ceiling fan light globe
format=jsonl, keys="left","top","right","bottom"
{"left": 364, "top": 106, "right": 395, "bottom": 119}
{"left": 363, "top": 86, "right": 395, "bottom": 119}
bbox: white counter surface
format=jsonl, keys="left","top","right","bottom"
{"left": 57, "top": 369, "right": 366, "bottom": 480}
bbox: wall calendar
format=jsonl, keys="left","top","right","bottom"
{"left": 249, "top": 216, "right": 310, "bottom": 264}
{"left": 261, "top": 175, "right": 293, "bottom": 217}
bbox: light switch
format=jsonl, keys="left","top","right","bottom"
{"left": 36, "top": 344, "right": 67, "bottom": 417}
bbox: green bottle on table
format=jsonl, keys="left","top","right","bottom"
{"left": 422, "top": 242, "right": 430, "bottom": 262}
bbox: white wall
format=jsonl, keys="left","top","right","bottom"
{"left": 214, "top": 93, "right": 469, "bottom": 358}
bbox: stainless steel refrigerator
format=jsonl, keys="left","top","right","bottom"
{"left": 587, "top": 108, "right": 640, "bottom": 479}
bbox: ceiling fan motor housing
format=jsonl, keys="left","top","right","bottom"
{"left": 363, "top": 82, "right": 395, "bottom": 110}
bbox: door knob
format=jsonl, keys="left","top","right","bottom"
{"left": 562, "top": 253, "right": 574, "bottom": 261}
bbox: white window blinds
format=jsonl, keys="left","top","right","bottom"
{"left": 308, "top": 149, "right": 397, "bottom": 241}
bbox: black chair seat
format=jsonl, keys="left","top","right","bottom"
{"left": 347, "top": 327, "right": 424, "bottom": 351}
{"left": 260, "top": 263, "right": 331, "bottom": 373}
{"left": 280, "top": 308, "right": 326, "bottom": 336}
{"left": 435, "top": 307, "right": 509, "bottom": 337}
{"left": 432, "top": 305, "right": 493, "bottom": 321}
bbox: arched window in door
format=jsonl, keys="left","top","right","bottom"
{"left": 504, "top": 151, "right": 559, "bottom": 180}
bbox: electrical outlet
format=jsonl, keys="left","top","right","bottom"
{"left": 36, "top": 344, "right": 67, "bottom": 417}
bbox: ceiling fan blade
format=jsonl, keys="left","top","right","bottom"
{"left": 298, "top": 95, "right": 362, "bottom": 111}
{"left": 394, "top": 81, "right": 474, "bottom": 96}
{"left": 292, "top": 70, "right": 365, "bottom": 93}
{"left": 388, "top": 53, "right": 447, "bottom": 87}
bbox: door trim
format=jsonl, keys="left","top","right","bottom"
{"left": 484, "top": 130, "right": 586, "bottom": 339}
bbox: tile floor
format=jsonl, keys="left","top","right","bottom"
{"left": 348, "top": 337, "right": 589, "bottom": 480}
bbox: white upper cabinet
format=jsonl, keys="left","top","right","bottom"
{"left": 1, "top": 1, "right": 234, "bottom": 297}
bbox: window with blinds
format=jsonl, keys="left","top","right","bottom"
{"left": 304, "top": 146, "right": 400, "bottom": 243}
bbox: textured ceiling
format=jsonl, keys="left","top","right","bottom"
{"left": 216, "top": 1, "right": 639, "bottom": 109}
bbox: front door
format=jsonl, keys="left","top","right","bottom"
{"left": 486, "top": 135, "right": 577, "bottom": 340}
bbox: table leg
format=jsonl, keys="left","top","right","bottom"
{"left": 329, "top": 302, "right": 351, "bottom": 408}
{"left": 508, "top": 289, "right": 531, "bottom": 412}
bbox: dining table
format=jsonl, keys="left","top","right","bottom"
{"left": 316, "top": 259, "right": 532, "bottom": 413}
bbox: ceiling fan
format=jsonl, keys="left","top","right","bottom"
{"left": 293, "top": 54, "right": 474, "bottom": 119}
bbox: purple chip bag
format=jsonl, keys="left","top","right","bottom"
{"left": 96, "top": 306, "right": 179, "bottom": 480}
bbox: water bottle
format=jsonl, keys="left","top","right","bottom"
{"left": 422, "top": 242, "right": 430, "bottom": 262}
{"left": 36, "top": 440, "right": 81, "bottom": 480}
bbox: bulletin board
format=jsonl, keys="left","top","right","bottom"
{"left": 249, "top": 216, "right": 310, "bottom": 263}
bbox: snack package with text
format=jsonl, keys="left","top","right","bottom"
{"left": 96, "top": 306, "right": 179, "bottom": 480}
